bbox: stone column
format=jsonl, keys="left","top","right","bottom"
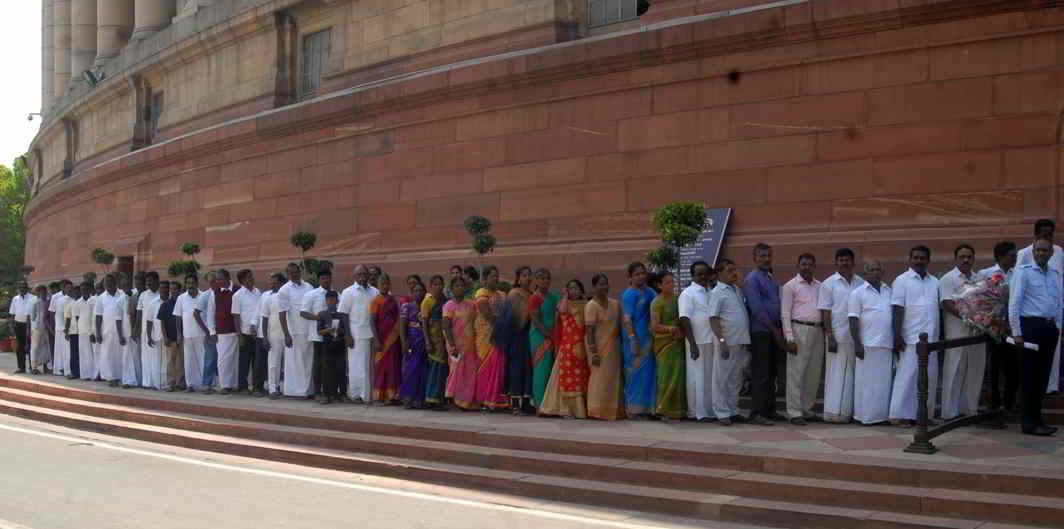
{"left": 96, "top": 0, "right": 134, "bottom": 67}
{"left": 42, "top": 0, "right": 54, "bottom": 115}
{"left": 71, "top": 0, "right": 98, "bottom": 80}
{"left": 53, "top": 0, "right": 71, "bottom": 101}
{"left": 131, "top": 0, "right": 177, "bottom": 41}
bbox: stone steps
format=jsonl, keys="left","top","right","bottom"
{"left": 0, "top": 378, "right": 1060, "bottom": 528}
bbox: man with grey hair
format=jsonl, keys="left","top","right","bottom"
{"left": 847, "top": 260, "right": 894, "bottom": 425}
{"left": 340, "top": 265, "right": 379, "bottom": 403}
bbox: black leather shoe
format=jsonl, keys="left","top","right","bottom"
{"left": 1023, "top": 426, "right": 1055, "bottom": 436}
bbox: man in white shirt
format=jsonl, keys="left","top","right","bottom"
{"left": 134, "top": 272, "right": 161, "bottom": 389}
{"left": 62, "top": 282, "right": 88, "bottom": 379}
{"left": 817, "top": 248, "right": 866, "bottom": 423}
{"left": 300, "top": 268, "right": 333, "bottom": 402}
{"left": 208, "top": 269, "right": 239, "bottom": 394}
{"left": 781, "top": 253, "right": 824, "bottom": 425}
{"left": 28, "top": 285, "right": 51, "bottom": 374}
{"left": 72, "top": 282, "right": 96, "bottom": 381}
{"left": 278, "top": 263, "right": 314, "bottom": 398}
{"left": 847, "top": 260, "right": 894, "bottom": 425}
{"left": 118, "top": 274, "right": 139, "bottom": 388}
{"left": 174, "top": 273, "right": 211, "bottom": 392}
{"left": 49, "top": 280, "right": 72, "bottom": 376}
{"left": 889, "top": 246, "right": 941, "bottom": 427}
{"left": 85, "top": 282, "right": 103, "bottom": 380}
{"left": 10, "top": 281, "right": 34, "bottom": 373}
{"left": 1017, "top": 219, "right": 1064, "bottom": 394}
{"left": 231, "top": 269, "right": 262, "bottom": 395}
{"left": 94, "top": 274, "right": 127, "bottom": 387}
{"left": 939, "top": 244, "right": 983, "bottom": 420}
{"left": 143, "top": 279, "right": 170, "bottom": 390}
{"left": 678, "top": 261, "right": 716, "bottom": 421}
{"left": 707, "top": 259, "right": 750, "bottom": 425}
{"left": 340, "top": 265, "right": 379, "bottom": 403}
{"left": 259, "top": 273, "right": 287, "bottom": 398}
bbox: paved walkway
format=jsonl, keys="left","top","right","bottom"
{"left": 3, "top": 353, "right": 1062, "bottom": 474}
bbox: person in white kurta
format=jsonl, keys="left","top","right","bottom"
{"left": 889, "top": 247, "right": 941, "bottom": 425}
{"left": 94, "top": 277, "right": 127, "bottom": 386}
{"left": 173, "top": 276, "right": 210, "bottom": 391}
{"left": 135, "top": 273, "right": 161, "bottom": 388}
{"left": 678, "top": 261, "right": 716, "bottom": 421}
{"left": 120, "top": 276, "right": 141, "bottom": 388}
{"left": 708, "top": 260, "right": 751, "bottom": 424}
{"left": 86, "top": 285, "right": 103, "bottom": 380}
{"left": 339, "top": 265, "right": 379, "bottom": 403}
{"left": 49, "top": 286, "right": 70, "bottom": 376}
{"left": 143, "top": 283, "right": 168, "bottom": 389}
{"left": 259, "top": 274, "right": 286, "bottom": 397}
{"left": 277, "top": 264, "right": 314, "bottom": 397}
{"left": 817, "top": 249, "right": 865, "bottom": 423}
{"left": 28, "top": 287, "right": 51, "bottom": 372}
{"left": 74, "top": 284, "right": 96, "bottom": 381}
{"left": 300, "top": 270, "right": 332, "bottom": 399}
{"left": 1017, "top": 219, "right": 1064, "bottom": 393}
{"left": 847, "top": 261, "right": 894, "bottom": 425}
{"left": 939, "top": 245, "right": 983, "bottom": 420}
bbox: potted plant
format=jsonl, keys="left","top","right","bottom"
{"left": 464, "top": 215, "right": 496, "bottom": 268}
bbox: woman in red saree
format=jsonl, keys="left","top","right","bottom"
{"left": 539, "top": 279, "right": 590, "bottom": 419}
{"left": 370, "top": 274, "right": 402, "bottom": 403}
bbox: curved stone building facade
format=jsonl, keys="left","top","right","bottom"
{"left": 26, "top": 0, "right": 1064, "bottom": 285}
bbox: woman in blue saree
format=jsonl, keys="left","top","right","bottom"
{"left": 621, "top": 262, "right": 656, "bottom": 418}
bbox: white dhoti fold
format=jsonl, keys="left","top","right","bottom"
{"left": 941, "top": 340, "right": 986, "bottom": 419}
{"left": 99, "top": 331, "right": 122, "bottom": 381}
{"left": 685, "top": 342, "right": 715, "bottom": 419}
{"left": 855, "top": 346, "right": 893, "bottom": 424}
{"left": 712, "top": 344, "right": 749, "bottom": 420}
{"left": 79, "top": 334, "right": 95, "bottom": 380}
{"left": 889, "top": 343, "right": 938, "bottom": 421}
{"left": 30, "top": 328, "right": 51, "bottom": 370}
{"left": 122, "top": 338, "right": 142, "bottom": 387}
{"left": 183, "top": 337, "right": 206, "bottom": 390}
{"left": 349, "top": 338, "right": 373, "bottom": 401}
{"left": 787, "top": 325, "right": 824, "bottom": 419}
{"left": 823, "top": 341, "right": 856, "bottom": 422}
{"left": 217, "top": 333, "right": 239, "bottom": 390}
{"left": 140, "top": 332, "right": 161, "bottom": 389}
{"left": 267, "top": 335, "right": 285, "bottom": 393}
{"left": 54, "top": 332, "right": 69, "bottom": 375}
{"left": 283, "top": 334, "right": 312, "bottom": 397}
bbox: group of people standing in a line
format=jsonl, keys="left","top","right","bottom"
{"left": 4, "top": 219, "right": 1062, "bottom": 435}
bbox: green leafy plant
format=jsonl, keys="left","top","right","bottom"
{"left": 463, "top": 216, "right": 492, "bottom": 236}
{"left": 304, "top": 257, "right": 333, "bottom": 287}
{"left": 647, "top": 202, "right": 707, "bottom": 272}
{"left": 91, "top": 248, "right": 115, "bottom": 275}
{"left": 167, "top": 260, "right": 201, "bottom": 278}
{"left": 290, "top": 232, "right": 318, "bottom": 275}
{"left": 180, "top": 243, "right": 201, "bottom": 258}
{"left": 464, "top": 216, "right": 496, "bottom": 266}
{"left": 82, "top": 271, "right": 97, "bottom": 285}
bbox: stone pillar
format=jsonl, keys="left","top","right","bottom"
{"left": 96, "top": 0, "right": 134, "bottom": 67}
{"left": 131, "top": 0, "right": 177, "bottom": 41}
{"left": 42, "top": 0, "right": 54, "bottom": 115}
{"left": 53, "top": 0, "right": 71, "bottom": 101}
{"left": 71, "top": 0, "right": 98, "bottom": 80}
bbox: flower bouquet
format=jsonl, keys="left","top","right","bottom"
{"left": 954, "top": 273, "right": 1010, "bottom": 341}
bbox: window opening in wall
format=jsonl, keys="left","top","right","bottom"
{"left": 301, "top": 28, "right": 332, "bottom": 99}
{"left": 588, "top": 0, "right": 641, "bottom": 28}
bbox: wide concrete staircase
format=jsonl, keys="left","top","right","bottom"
{"left": 0, "top": 375, "right": 1061, "bottom": 529}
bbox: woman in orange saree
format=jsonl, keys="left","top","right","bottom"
{"left": 370, "top": 274, "right": 403, "bottom": 403}
{"left": 444, "top": 276, "right": 478, "bottom": 409}
{"left": 539, "top": 279, "right": 590, "bottom": 419}
{"left": 584, "top": 273, "right": 625, "bottom": 420}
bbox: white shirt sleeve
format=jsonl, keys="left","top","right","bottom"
{"left": 173, "top": 296, "right": 184, "bottom": 318}
{"left": 890, "top": 276, "right": 907, "bottom": 308}
{"left": 230, "top": 290, "right": 243, "bottom": 318}
{"left": 816, "top": 279, "right": 833, "bottom": 311}
{"left": 300, "top": 289, "right": 316, "bottom": 314}
{"left": 677, "top": 289, "right": 692, "bottom": 320}
{"left": 277, "top": 286, "right": 291, "bottom": 315}
{"left": 338, "top": 288, "right": 352, "bottom": 315}
{"left": 847, "top": 288, "right": 863, "bottom": 319}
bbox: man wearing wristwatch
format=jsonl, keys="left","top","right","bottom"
{"left": 708, "top": 259, "right": 750, "bottom": 426}
{"left": 817, "top": 248, "right": 865, "bottom": 423}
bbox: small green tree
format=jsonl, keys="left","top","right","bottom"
{"left": 91, "top": 248, "right": 115, "bottom": 276}
{"left": 646, "top": 202, "right": 708, "bottom": 274}
{"left": 167, "top": 260, "right": 201, "bottom": 279}
{"left": 464, "top": 216, "right": 496, "bottom": 267}
{"left": 82, "top": 271, "right": 96, "bottom": 286}
{"left": 290, "top": 232, "right": 317, "bottom": 275}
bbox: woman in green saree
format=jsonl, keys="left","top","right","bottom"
{"left": 528, "top": 268, "right": 560, "bottom": 409}
{"left": 651, "top": 272, "right": 686, "bottom": 420}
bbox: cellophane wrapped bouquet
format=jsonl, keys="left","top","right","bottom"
{"left": 955, "top": 273, "right": 1010, "bottom": 341}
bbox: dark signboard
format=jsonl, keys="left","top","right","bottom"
{"left": 677, "top": 208, "right": 732, "bottom": 287}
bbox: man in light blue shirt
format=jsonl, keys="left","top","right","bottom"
{"left": 1008, "top": 236, "right": 1062, "bottom": 436}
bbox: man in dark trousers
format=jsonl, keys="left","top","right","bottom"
{"left": 742, "top": 243, "right": 785, "bottom": 425}
{"left": 316, "top": 290, "right": 347, "bottom": 404}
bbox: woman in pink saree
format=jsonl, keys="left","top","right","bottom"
{"left": 444, "top": 276, "right": 479, "bottom": 409}
{"left": 472, "top": 265, "right": 508, "bottom": 410}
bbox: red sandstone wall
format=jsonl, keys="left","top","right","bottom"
{"left": 24, "top": 0, "right": 1064, "bottom": 290}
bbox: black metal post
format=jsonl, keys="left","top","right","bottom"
{"left": 905, "top": 332, "right": 938, "bottom": 454}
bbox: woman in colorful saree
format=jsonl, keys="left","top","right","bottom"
{"left": 584, "top": 273, "right": 624, "bottom": 420}
{"left": 499, "top": 266, "right": 535, "bottom": 414}
{"left": 370, "top": 274, "right": 402, "bottom": 403}
{"left": 398, "top": 280, "right": 428, "bottom": 409}
{"left": 444, "top": 276, "right": 478, "bottom": 409}
{"left": 420, "top": 275, "right": 449, "bottom": 408}
{"left": 528, "top": 268, "right": 560, "bottom": 409}
{"left": 539, "top": 279, "right": 591, "bottom": 419}
{"left": 473, "top": 265, "right": 508, "bottom": 410}
{"left": 651, "top": 272, "right": 686, "bottom": 420}
{"left": 622, "top": 262, "right": 656, "bottom": 418}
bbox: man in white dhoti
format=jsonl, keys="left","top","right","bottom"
{"left": 259, "top": 273, "right": 286, "bottom": 398}
{"left": 28, "top": 285, "right": 51, "bottom": 374}
{"left": 73, "top": 282, "right": 95, "bottom": 381}
{"left": 209, "top": 269, "right": 240, "bottom": 394}
{"left": 119, "top": 274, "right": 141, "bottom": 388}
{"left": 133, "top": 272, "right": 161, "bottom": 388}
{"left": 679, "top": 261, "right": 716, "bottom": 421}
{"left": 848, "top": 260, "right": 894, "bottom": 425}
{"left": 889, "top": 246, "right": 941, "bottom": 427}
{"left": 939, "top": 244, "right": 983, "bottom": 420}
{"left": 708, "top": 259, "right": 751, "bottom": 425}
{"left": 94, "top": 275, "right": 127, "bottom": 387}
{"left": 144, "top": 279, "right": 171, "bottom": 389}
{"left": 300, "top": 268, "right": 332, "bottom": 402}
{"left": 62, "top": 282, "right": 91, "bottom": 379}
{"left": 85, "top": 282, "right": 103, "bottom": 380}
{"left": 781, "top": 253, "right": 824, "bottom": 425}
{"left": 818, "top": 248, "right": 865, "bottom": 423}
{"left": 48, "top": 280, "right": 71, "bottom": 376}
{"left": 1017, "top": 219, "right": 1064, "bottom": 394}
{"left": 174, "top": 274, "right": 211, "bottom": 392}
{"left": 340, "top": 265, "right": 379, "bottom": 403}
{"left": 278, "top": 263, "right": 314, "bottom": 398}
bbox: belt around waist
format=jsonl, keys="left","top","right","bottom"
{"left": 791, "top": 319, "right": 822, "bottom": 328}
{"left": 1021, "top": 316, "right": 1057, "bottom": 325}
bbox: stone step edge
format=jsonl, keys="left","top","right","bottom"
{"left": 1, "top": 386, "right": 1062, "bottom": 527}
{"left": 0, "top": 396, "right": 1031, "bottom": 529}
{"left": 1, "top": 375, "right": 1061, "bottom": 499}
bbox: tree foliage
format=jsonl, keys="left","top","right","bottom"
{"left": 464, "top": 216, "right": 496, "bottom": 265}
{"left": 647, "top": 202, "right": 707, "bottom": 271}
{"left": 0, "top": 158, "right": 30, "bottom": 284}
{"left": 167, "top": 260, "right": 201, "bottom": 278}
{"left": 92, "top": 247, "right": 116, "bottom": 275}
{"left": 180, "top": 243, "right": 201, "bottom": 257}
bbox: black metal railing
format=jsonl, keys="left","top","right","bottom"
{"left": 904, "top": 332, "right": 995, "bottom": 454}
